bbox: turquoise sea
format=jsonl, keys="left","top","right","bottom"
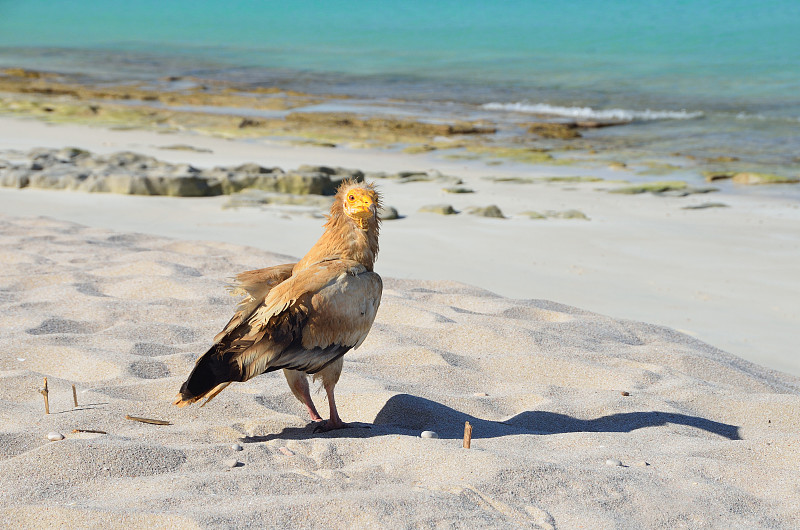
{"left": 1, "top": 0, "right": 799, "bottom": 175}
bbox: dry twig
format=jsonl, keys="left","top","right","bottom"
{"left": 40, "top": 377, "right": 49, "bottom": 414}
{"left": 72, "top": 429, "right": 108, "bottom": 434}
{"left": 125, "top": 415, "right": 171, "bottom": 426}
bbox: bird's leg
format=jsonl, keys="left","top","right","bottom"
{"left": 283, "top": 369, "right": 323, "bottom": 422}
{"left": 299, "top": 385, "right": 323, "bottom": 422}
{"left": 313, "top": 382, "right": 349, "bottom": 432}
{"left": 325, "top": 383, "right": 344, "bottom": 429}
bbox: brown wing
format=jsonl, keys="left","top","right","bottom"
{"left": 173, "top": 259, "right": 382, "bottom": 406}
{"left": 236, "top": 259, "right": 383, "bottom": 380}
{"left": 214, "top": 262, "right": 296, "bottom": 343}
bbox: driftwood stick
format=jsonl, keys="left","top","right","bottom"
{"left": 40, "top": 377, "right": 50, "bottom": 414}
{"left": 72, "top": 384, "right": 78, "bottom": 407}
{"left": 463, "top": 421, "right": 473, "bottom": 449}
{"left": 72, "top": 429, "right": 108, "bottom": 434}
{"left": 125, "top": 415, "right": 171, "bottom": 426}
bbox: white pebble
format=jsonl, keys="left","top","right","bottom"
{"left": 605, "top": 459, "right": 623, "bottom": 467}
{"left": 420, "top": 430, "right": 439, "bottom": 439}
{"left": 47, "top": 432, "right": 64, "bottom": 441}
{"left": 224, "top": 459, "right": 240, "bottom": 468}
{"left": 230, "top": 443, "right": 243, "bottom": 452}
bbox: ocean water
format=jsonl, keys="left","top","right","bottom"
{"left": 1, "top": 0, "right": 799, "bottom": 171}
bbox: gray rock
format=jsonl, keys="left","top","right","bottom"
{"left": 106, "top": 151, "right": 160, "bottom": 169}
{"left": 148, "top": 175, "right": 222, "bottom": 197}
{"left": 170, "top": 163, "right": 201, "bottom": 175}
{"left": 682, "top": 202, "right": 729, "bottom": 210}
{"left": 223, "top": 189, "right": 333, "bottom": 209}
{"left": 378, "top": 205, "right": 400, "bottom": 220}
{"left": 521, "top": 210, "right": 547, "bottom": 219}
{"left": 57, "top": 147, "right": 91, "bottom": 162}
{"left": 0, "top": 148, "right": 381, "bottom": 199}
{"left": 548, "top": 209, "right": 590, "bottom": 220}
{"left": 234, "top": 162, "right": 276, "bottom": 174}
{"left": 28, "top": 166, "right": 87, "bottom": 190}
{"left": 277, "top": 172, "right": 337, "bottom": 195}
{"left": 467, "top": 205, "right": 505, "bottom": 218}
{"left": 28, "top": 149, "right": 61, "bottom": 169}
{"left": 419, "top": 204, "right": 457, "bottom": 215}
{"left": 0, "top": 168, "right": 31, "bottom": 188}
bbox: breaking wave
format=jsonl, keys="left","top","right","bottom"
{"left": 481, "top": 102, "right": 703, "bottom": 121}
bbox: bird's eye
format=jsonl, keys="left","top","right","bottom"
{"left": 348, "top": 194, "right": 355, "bottom": 201}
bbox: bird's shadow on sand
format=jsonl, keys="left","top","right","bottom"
{"left": 241, "top": 393, "right": 741, "bottom": 443}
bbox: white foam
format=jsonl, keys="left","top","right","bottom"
{"left": 734, "top": 111, "right": 800, "bottom": 123}
{"left": 482, "top": 102, "right": 703, "bottom": 121}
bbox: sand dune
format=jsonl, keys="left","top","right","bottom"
{"left": 1, "top": 215, "right": 798, "bottom": 528}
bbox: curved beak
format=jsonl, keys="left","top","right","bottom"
{"left": 349, "top": 195, "right": 375, "bottom": 219}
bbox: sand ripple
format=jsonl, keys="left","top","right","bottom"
{"left": 1, "top": 215, "right": 799, "bottom": 528}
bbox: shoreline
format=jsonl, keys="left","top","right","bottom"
{"left": 1, "top": 115, "right": 799, "bottom": 376}
{"left": 1, "top": 66, "right": 799, "bottom": 198}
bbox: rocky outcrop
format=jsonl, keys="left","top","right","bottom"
{"left": 419, "top": 204, "right": 458, "bottom": 215}
{"left": 285, "top": 112, "right": 497, "bottom": 138}
{"left": 527, "top": 122, "right": 582, "bottom": 139}
{"left": 731, "top": 172, "right": 799, "bottom": 185}
{"left": 609, "top": 181, "right": 718, "bottom": 196}
{"left": 466, "top": 205, "right": 505, "bottom": 218}
{"left": 0, "top": 148, "right": 373, "bottom": 197}
{"left": 704, "top": 171, "right": 799, "bottom": 185}
{"left": 526, "top": 120, "right": 629, "bottom": 139}
{"left": 521, "top": 210, "right": 590, "bottom": 220}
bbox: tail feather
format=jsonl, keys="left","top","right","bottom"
{"left": 172, "top": 345, "right": 244, "bottom": 407}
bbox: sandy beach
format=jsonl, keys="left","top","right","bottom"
{"left": 3, "top": 1, "right": 800, "bottom": 523}
{"left": 2, "top": 115, "right": 799, "bottom": 376}
{"left": 1, "top": 112, "right": 800, "bottom": 527}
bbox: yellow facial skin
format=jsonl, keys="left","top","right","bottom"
{"left": 344, "top": 190, "right": 375, "bottom": 229}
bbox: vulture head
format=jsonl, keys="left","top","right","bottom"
{"left": 339, "top": 181, "right": 381, "bottom": 230}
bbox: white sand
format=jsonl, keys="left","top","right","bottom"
{"left": 0, "top": 215, "right": 798, "bottom": 528}
{"left": 2, "top": 116, "right": 800, "bottom": 527}
{"left": 1, "top": 116, "right": 799, "bottom": 376}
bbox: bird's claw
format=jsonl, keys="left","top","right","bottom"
{"left": 312, "top": 421, "right": 371, "bottom": 433}
{"left": 313, "top": 420, "right": 347, "bottom": 433}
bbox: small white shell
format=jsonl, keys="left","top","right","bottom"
{"left": 47, "top": 432, "right": 64, "bottom": 441}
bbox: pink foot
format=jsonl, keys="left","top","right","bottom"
{"left": 313, "top": 419, "right": 351, "bottom": 432}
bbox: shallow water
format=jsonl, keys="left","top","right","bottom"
{"left": 0, "top": 0, "right": 798, "bottom": 186}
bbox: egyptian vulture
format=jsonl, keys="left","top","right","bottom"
{"left": 173, "top": 179, "right": 382, "bottom": 431}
